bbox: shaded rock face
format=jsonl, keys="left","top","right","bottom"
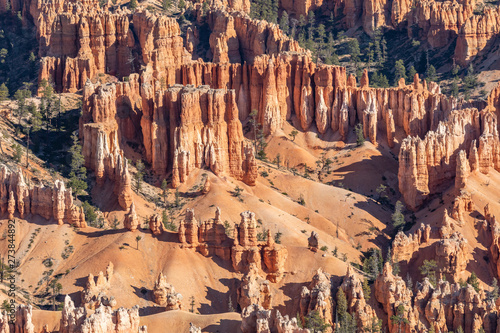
{"left": 80, "top": 79, "right": 136, "bottom": 210}
{"left": 178, "top": 208, "right": 287, "bottom": 281}
{"left": 0, "top": 164, "right": 86, "bottom": 227}
{"left": 60, "top": 295, "right": 148, "bottom": 333}
{"left": 152, "top": 273, "right": 183, "bottom": 310}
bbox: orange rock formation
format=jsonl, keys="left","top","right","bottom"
{"left": 0, "top": 164, "right": 86, "bottom": 227}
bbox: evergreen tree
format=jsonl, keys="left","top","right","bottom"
{"left": 336, "top": 288, "right": 348, "bottom": 323}
{"left": 129, "top": 0, "right": 137, "bottom": 9}
{"left": 0, "top": 83, "right": 8, "bottom": 101}
{"left": 256, "top": 129, "right": 268, "bottom": 160}
{"left": 394, "top": 59, "right": 406, "bottom": 85}
{"left": 14, "top": 86, "right": 31, "bottom": 125}
{"left": 12, "top": 144, "right": 22, "bottom": 163}
{"left": 162, "top": 0, "right": 171, "bottom": 11}
{"left": 467, "top": 272, "right": 480, "bottom": 293}
{"left": 390, "top": 304, "right": 409, "bottom": 333}
{"left": 336, "top": 288, "right": 357, "bottom": 333}
{"left": 355, "top": 123, "right": 364, "bottom": 146}
{"left": 304, "top": 310, "right": 330, "bottom": 333}
{"left": 202, "top": 0, "right": 210, "bottom": 15}
{"left": 135, "top": 235, "right": 142, "bottom": 250}
{"left": 373, "top": 29, "right": 382, "bottom": 63}
{"left": 381, "top": 38, "right": 387, "bottom": 62}
{"left": 362, "top": 278, "right": 371, "bottom": 301}
{"left": 28, "top": 103, "right": 42, "bottom": 132}
{"left": 317, "top": 24, "right": 326, "bottom": 45}
{"left": 371, "top": 72, "right": 389, "bottom": 88}
{"left": 39, "top": 79, "right": 55, "bottom": 130}
{"left": 367, "top": 43, "right": 374, "bottom": 71}
{"left": 419, "top": 260, "right": 438, "bottom": 287}
{"left": 68, "top": 133, "right": 88, "bottom": 198}
{"left": 307, "top": 10, "right": 315, "bottom": 27}
{"left": 348, "top": 39, "right": 361, "bottom": 66}
{"left": 488, "top": 278, "right": 499, "bottom": 302}
{"left": 407, "top": 66, "right": 417, "bottom": 80}
{"left": 161, "top": 179, "right": 169, "bottom": 205}
{"left": 279, "top": 11, "right": 289, "bottom": 35}
{"left": 392, "top": 201, "right": 405, "bottom": 230}
{"left": 134, "top": 160, "right": 145, "bottom": 191}
{"left": 464, "top": 63, "right": 478, "bottom": 90}
{"left": 451, "top": 80, "right": 459, "bottom": 98}
{"left": 426, "top": 64, "right": 437, "bottom": 82}
{"left": 178, "top": 0, "right": 185, "bottom": 9}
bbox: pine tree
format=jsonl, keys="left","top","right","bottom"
{"left": 355, "top": 123, "right": 364, "bottom": 146}
{"left": 68, "top": 132, "right": 88, "bottom": 198}
{"left": 129, "top": 0, "right": 137, "bottom": 10}
{"left": 0, "top": 83, "right": 8, "bottom": 101}
{"left": 392, "top": 201, "right": 405, "bottom": 230}
{"left": 279, "top": 11, "right": 289, "bottom": 35}
{"left": 304, "top": 310, "right": 330, "bottom": 333}
{"left": 467, "top": 272, "right": 480, "bottom": 292}
{"left": 419, "top": 260, "right": 438, "bottom": 287}
{"left": 162, "top": 0, "right": 171, "bottom": 11}
{"left": 408, "top": 66, "right": 417, "bottom": 80}
{"left": 488, "top": 278, "right": 499, "bottom": 302}
{"left": 336, "top": 288, "right": 348, "bottom": 323}
{"left": 362, "top": 278, "right": 371, "bottom": 301}
{"left": 426, "top": 64, "right": 437, "bottom": 82}
{"left": 394, "top": 59, "right": 406, "bottom": 85}
{"left": 14, "top": 86, "right": 31, "bottom": 125}
{"left": 451, "top": 80, "right": 459, "bottom": 98}
{"left": 134, "top": 160, "right": 145, "bottom": 191}
{"left": 348, "top": 39, "right": 361, "bottom": 66}
{"left": 390, "top": 304, "right": 409, "bottom": 333}
{"left": 161, "top": 179, "right": 169, "bottom": 205}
